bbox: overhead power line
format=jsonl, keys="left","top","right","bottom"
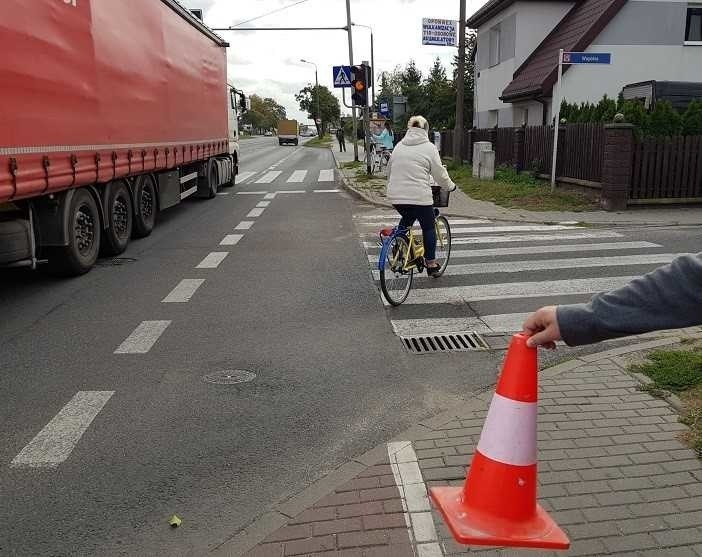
{"left": 231, "top": 0, "right": 312, "bottom": 28}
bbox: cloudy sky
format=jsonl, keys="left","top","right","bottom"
{"left": 182, "top": 0, "right": 485, "bottom": 124}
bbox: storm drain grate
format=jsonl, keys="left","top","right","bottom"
{"left": 400, "top": 332, "right": 489, "bottom": 354}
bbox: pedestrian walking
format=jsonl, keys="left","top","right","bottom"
{"left": 336, "top": 128, "right": 346, "bottom": 152}
{"left": 523, "top": 253, "right": 702, "bottom": 348}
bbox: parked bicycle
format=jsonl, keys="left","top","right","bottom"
{"left": 377, "top": 187, "right": 452, "bottom": 306}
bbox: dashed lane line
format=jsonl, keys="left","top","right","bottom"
{"left": 220, "top": 234, "right": 243, "bottom": 246}
{"left": 162, "top": 279, "right": 205, "bottom": 303}
{"left": 196, "top": 252, "right": 229, "bottom": 269}
{"left": 264, "top": 193, "right": 277, "bottom": 200}
{"left": 256, "top": 201, "right": 271, "bottom": 208}
{"left": 313, "top": 189, "right": 341, "bottom": 193}
{"left": 247, "top": 207, "right": 265, "bottom": 218}
{"left": 235, "top": 221, "right": 254, "bottom": 230}
{"left": 11, "top": 391, "right": 115, "bottom": 468}
{"left": 236, "top": 190, "right": 268, "bottom": 195}
{"left": 275, "top": 190, "right": 306, "bottom": 194}
{"left": 114, "top": 320, "right": 172, "bottom": 354}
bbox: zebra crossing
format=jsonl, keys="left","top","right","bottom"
{"left": 236, "top": 168, "right": 337, "bottom": 186}
{"left": 355, "top": 211, "right": 685, "bottom": 339}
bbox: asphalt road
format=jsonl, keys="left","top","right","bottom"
{"left": 1, "top": 136, "right": 501, "bottom": 556}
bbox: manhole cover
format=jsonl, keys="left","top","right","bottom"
{"left": 202, "top": 369, "right": 256, "bottom": 385}
{"left": 96, "top": 257, "right": 137, "bottom": 266}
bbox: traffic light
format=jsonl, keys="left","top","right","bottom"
{"left": 351, "top": 64, "right": 369, "bottom": 107}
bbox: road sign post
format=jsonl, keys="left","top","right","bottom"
{"left": 332, "top": 66, "right": 353, "bottom": 88}
{"left": 550, "top": 50, "right": 612, "bottom": 191}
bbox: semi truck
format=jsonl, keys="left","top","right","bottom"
{"left": 0, "top": 0, "right": 244, "bottom": 275}
{"left": 278, "top": 120, "right": 300, "bottom": 146}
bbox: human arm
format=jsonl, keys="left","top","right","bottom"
{"left": 428, "top": 147, "right": 456, "bottom": 191}
{"left": 524, "top": 253, "right": 702, "bottom": 347}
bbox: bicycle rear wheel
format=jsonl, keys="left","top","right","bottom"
{"left": 379, "top": 236, "right": 413, "bottom": 306}
{"left": 433, "top": 216, "right": 452, "bottom": 277}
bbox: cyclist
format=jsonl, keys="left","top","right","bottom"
{"left": 386, "top": 115, "right": 456, "bottom": 277}
{"left": 372, "top": 121, "right": 395, "bottom": 151}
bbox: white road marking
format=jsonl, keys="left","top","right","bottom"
{"left": 382, "top": 275, "right": 637, "bottom": 306}
{"left": 367, "top": 241, "right": 662, "bottom": 262}
{"left": 287, "top": 170, "right": 308, "bottom": 183}
{"left": 450, "top": 224, "right": 579, "bottom": 234}
{"left": 11, "top": 391, "right": 114, "bottom": 468}
{"left": 255, "top": 171, "right": 282, "bottom": 184}
{"left": 357, "top": 216, "right": 489, "bottom": 225}
{"left": 275, "top": 190, "right": 306, "bottom": 194}
{"left": 114, "top": 320, "right": 171, "bottom": 354}
{"left": 373, "top": 253, "right": 680, "bottom": 280}
{"left": 388, "top": 441, "right": 442, "bottom": 555}
{"left": 256, "top": 201, "right": 271, "bottom": 208}
{"left": 264, "top": 193, "right": 277, "bottom": 200}
{"left": 236, "top": 190, "right": 268, "bottom": 195}
{"left": 235, "top": 171, "right": 256, "bottom": 183}
{"left": 362, "top": 230, "right": 624, "bottom": 249}
{"left": 314, "top": 189, "right": 341, "bottom": 193}
{"left": 235, "top": 221, "right": 254, "bottom": 230}
{"left": 162, "top": 279, "right": 205, "bottom": 303}
{"left": 318, "top": 169, "right": 335, "bottom": 182}
{"left": 196, "top": 252, "right": 229, "bottom": 269}
{"left": 247, "top": 207, "right": 265, "bottom": 218}
{"left": 217, "top": 192, "right": 230, "bottom": 196}
{"left": 220, "top": 234, "right": 243, "bottom": 245}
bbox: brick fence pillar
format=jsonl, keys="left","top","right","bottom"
{"left": 514, "top": 126, "right": 525, "bottom": 172}
{"left": 601, "top": 124, "right": 635, "bottom": 211}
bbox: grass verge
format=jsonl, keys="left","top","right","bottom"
{"left": 305, "top": 135, "right": 333, "bottom": 148}
{"left": 630, "top": 343, "right": 702, "bottom": 456}
{"left": 447, "top": 163, "right": 598, "bottom": 212}
{"left": 340, "top": 161, "right": 364, "bottom": 170}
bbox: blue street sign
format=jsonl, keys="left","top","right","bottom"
{"left": 332, "top": 65, "right": 353, "bottom": 88}
{"left": 379, "top": 102, "right": 390, "bottom": 117}
{"left": 562, "top": 52, "right": 611, "bottom": 65}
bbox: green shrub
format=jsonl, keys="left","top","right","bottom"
{"left": 682, "top": 99, "right": 702, "bottom": 136}
{"left": 647, "top": 100, "right": 682, "bottom": 137}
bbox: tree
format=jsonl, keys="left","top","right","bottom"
{"left": 647, "top": 101, "right": 682, "bottom": 137}
{"left": 452, "top": 30, "right": 477, "bottom": 129}
{"left": 241, "top": 94, "right": 286, "bottom": 134}
{"left": 400, "top": 60, "right": 426, "bottom": 124}
{"left": 423, "top": 58, "right": 455, "bottom": 129}
{"left": 295, "top": 85, "right": 340, "bottom": 136}
{"left": 682, "top": 100, "right": 702, "bottom": 136}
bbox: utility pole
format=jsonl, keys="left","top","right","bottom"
{"left": 453, "top": 0, "right": 467, "bottom": 164}
{"left": 300, "top": 59, "right": 321, "bottom": 135}
{"left": 363, "top": 61, "right": 372, "bottom": 175}
{"left": 345, "top": 0, "right": 359, "bottom": 162}
{"left": 352, "top": 23, "right": 375, "bottom": 108}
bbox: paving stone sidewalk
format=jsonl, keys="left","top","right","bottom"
{"left": 227, "top": 337, "right": 702, "bottom": 557}
{"left": 330, "top": 147, "right": 702, "bottom": 227}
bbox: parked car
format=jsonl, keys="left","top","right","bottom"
{"left": 264, "top": 131, "right": 273, "bottom": 136}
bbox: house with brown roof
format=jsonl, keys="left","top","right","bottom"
{"left": 470, "top": 0, "right": 702, "bottom": 128}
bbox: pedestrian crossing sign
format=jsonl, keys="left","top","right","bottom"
{"left": 333, "top": 65, "right": 352, "bottom": 88}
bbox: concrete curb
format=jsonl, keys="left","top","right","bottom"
{"left": 209, "top": 333, "right": 700, "bottom": 556}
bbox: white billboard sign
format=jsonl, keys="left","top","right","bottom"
{"left": 422, "top": 18, "right": 457, "bottom": 47}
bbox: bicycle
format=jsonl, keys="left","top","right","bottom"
{"left": 377, "top": 188, "right": 452, "bottom": 306}
{"left": 370, "top": 144, "right": 391, "bottom": 176}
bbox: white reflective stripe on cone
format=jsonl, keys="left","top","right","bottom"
{"left": 476, "top": 393, "right": 537, "bottom": 466}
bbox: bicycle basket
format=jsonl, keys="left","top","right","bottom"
{"left": 432, "top": 186, "right": 450, "bottom": 207}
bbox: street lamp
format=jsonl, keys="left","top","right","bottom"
{"left": 300, "top": 59, "right": 321, "bottom": 135}
{"left": 351, "top": 23, "right": 375, "bottom": 109}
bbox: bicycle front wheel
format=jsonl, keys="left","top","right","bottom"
{"left": 433, "top": 216, "right": 452, "bottom": 277}
{"left": 379, "top": 236, "right": 413, "bottom": 306}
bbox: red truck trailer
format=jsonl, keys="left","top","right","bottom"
{"left": 0, "top": 0, "right": 243, "bottom": 275}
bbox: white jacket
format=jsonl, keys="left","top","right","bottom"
{"left": 386, "top": 127, "right": 456, "bottom": 206}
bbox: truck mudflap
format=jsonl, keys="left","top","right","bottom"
{"left": 0, "top": 218, "right": 32, "bottom": 266}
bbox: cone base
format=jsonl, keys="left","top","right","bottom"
{"left": 430, "top": 487, "right": 570, "bottom": 550}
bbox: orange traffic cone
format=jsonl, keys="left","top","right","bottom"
{"left": 430, "top": 333, "right": 570, "bottom": 550}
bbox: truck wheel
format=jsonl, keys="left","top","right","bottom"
{"left": 222, "top": 156, "right": 235, "bottom": 188}
{"left": 206, "top": 159, "right": 218, "bottom": 199}
{"left": 132, "top": 174, "right": 157, "bottom": 238}
{"left": 47, "top": 188, "right": 101, "bottom": 276}
{"left": 101, "top": 180, "right": 133, "bottom": 255}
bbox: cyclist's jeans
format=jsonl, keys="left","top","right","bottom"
{"left": 393, "top": 204, "right": 436, "bottom": 261}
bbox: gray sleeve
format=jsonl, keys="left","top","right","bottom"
{"left": 557, "top": 253, "right": 702, "bottom": 346}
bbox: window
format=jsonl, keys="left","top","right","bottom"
{"left": 686, "top": 6, "right": 702, "bottom": 42}
{"left": 488, "top": 110, "right": 499, "bottom": 127}
{"left": 489, "top": 25, "right": 501, "bottom": 66}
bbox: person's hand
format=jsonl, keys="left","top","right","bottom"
{"left": 523, "top": 306, "right": 562, "bottom": 349}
